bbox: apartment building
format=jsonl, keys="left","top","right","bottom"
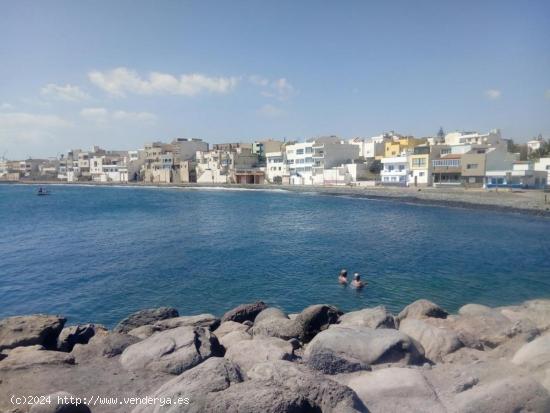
{"left": 486, "top": 161, "right": 548, "bottom": 189}
{"left": 408, "top": 145, "right": 431, "bottom": 186}
{"left": 265, "top": 151, "right": 289, "bottom": 184}
{"left": 381, "top": 155, "right": 409, "bottom": 185}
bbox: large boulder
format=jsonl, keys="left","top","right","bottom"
{"left": 113, "top": 307, "right": 179, "bottom": 333}
{"left": 450, "top": 310, "right": 538, "bottom": 349}
{"left": 512, "top": 333, "right": 550, "bottom": 368}
{"left": 0, "top": 315, "right": 66, "bottom": 351}
{"left": 221, "top": 301, "right": 267, "bottom": 323}
{"left": 305, "top": 325, "right": 425, "bottom": 374}
{"left": 29, "top": 391, "right": 91, "bottom": 413}
{"left": 219, "top": 330, "right": 252, "bottom": 350}
{"left": 132, "top": 357, "right": 243, "bottom": 413}
{"left": 292, "top": 304, "right": 341, "bottom": 342}
{"left": 153, "top": 314, "right": 220, "bottom": 331}
{"left": 339, "top": 306, "right": 396, "bottom": 329}
{"left": 458, "top": 303, "right": 493, "bottom": 316}
{"left": 120, "top": 326, "right": 223, "bottom": 374}
{"left": 224, "top": 336, "right": 294, "bottom": 375}
{"left": 73, "top": 332, "right": 139, "bottom": 360}
{"left": 399, "top": 318, "right": 463, "bottom": 362}
{"left": 252, "top": 305, "right": 340, "bottom": 343}
{"left": 213, "top": 321, "right": 250, "bottom": 338}
{"left": 206, "top": 360, "right": 366, "bottom": 413}
{"left": 57, "top": 324, "right": 106, "bottom": 352}
{"left": 453, "top": 376, "right": 550, "bottom": 413}
{"left": 499, "top": 299, "right": 550, "bottom": 332}
{"left": 0, "top": 345, "right": 74, "bottom": 370}
{"left": 397, "top": 299, "right": 448, "bottom": 323}
{"left": 335, "top": 367, "right": 446, "bottom": 413}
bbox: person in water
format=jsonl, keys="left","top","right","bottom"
{"left": 338, "top": 269, "right": 348, "bottom": 284}
{"left": 352, "top": 272, "right": 366, "bottom": 289}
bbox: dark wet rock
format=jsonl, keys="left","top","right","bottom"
{"left": 224, "top": 336, "right": 294, "bottom": 375}
{"left": 0, "top": 315, "right": 66, "bottom": 351}
{"left": 339, "top": 306, "right": 396, "bottom": 329}
{"left": 120, "top": 326, "right": 223, "bottom": 374}
{"left": 206, "top": 360, "right": 367, "bottom": 413}
{"left": 29, "top": 391, "right": 91, "bottom": 413}
{"left": 57, "top": 324, "right": 106, "bottom": 352}
{"left": 399, "top": 318, "right": 463, "bottom": 362}
{"left": 397, "top": 299, "right": 448, "bottom": 323}
{"left": 132, "top": 357, "right": 243, "bottom": 413}
{"left": 221, "top": 301, "right": 267, "bottom": 323}
{"left": 113, "top": 307, "right": 179, "bottom": 333}
{"left": 335, "top": 367, "right": 446, "bottom": 412}
{"left": 0, "top": 345, "right": 74, "bottom": 370}
{"left": 305, "top": 325, "right": 425, "bottom": 374}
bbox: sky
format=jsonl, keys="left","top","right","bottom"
{"left": 0, "top": 0, "right": 549, "bottom": 159}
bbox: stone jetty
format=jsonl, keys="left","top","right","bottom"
{"left": 1, "top": 298, "right": 550, "bottom": 412}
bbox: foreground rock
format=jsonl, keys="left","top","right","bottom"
{"left": 512, "top": 332, "right": 550, "bottom": 368}
{"left": 29, "top": 391, "right": 91, "bottom": 413}
{"left": 221, "top": 301, "right": 267, "bottom": 323}
{"left": 73, "top": 331, "right": 139, "bottom": 360}
{"left": 224, "top": 336, "right": 294, "bottom": 374}
{"left": 208, "top": 360, "right": 366, "bottom": 413}
{"left": 120, "top": 326, "right": 223, "bottom": 374}
{"left": 338, "top": 306, "right": 396, "bottom": 329}
{"left": 0, "top": 315, "right": 66, "bottom": 351}
{"left": 305, "top": 325, "right": 425, "bottom": 374}
{"left": 399, "top": 318, "right": 463, "bottom": 362}
{"left": 397, "top": 299, "right": 448, "bottom": 323}
{"left": 127, "top": 314, "right": 221, "bottom": 339}
{"left": 0, "top": 345, "right": 74, "bottom": 370}
{"left": 252, "top": 304, "right": 340, "bottom": 343}
{"left": 336, "top": 367, "right": 446, "bottom": 412}
{"left": 113, "top": 307, "right": 179, "bottom": 333}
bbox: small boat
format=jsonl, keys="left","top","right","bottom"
{"left": 37, "top": 187, "right": 50, "bottom": 196}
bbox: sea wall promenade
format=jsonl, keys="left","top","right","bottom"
{"left": 5, "top": 180, "right": 550, "bottom": 216}
{"left": 1, "top": 298, "right": 550, "bottom": 412}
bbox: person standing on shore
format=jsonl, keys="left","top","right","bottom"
{"left": 352, "top": 273, "right": 366, "bottom": 289}
{"left": 338, "top": 269, "right": 348, "bottom": 284}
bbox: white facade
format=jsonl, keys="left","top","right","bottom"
{"left": 535, "top": 157, "right": 550, "bottom": 181}
{"left": 265, "top": 151, "right": 288, "bottom": 183}
{"left": 445, "top": 129, "right": 503, "bottom": 147}
{"left": 348, "top": 137, "right": 386, "bottom": 159}
{"left": 380, "top": 156, "right": 408, "bottom": 185}
{"left": 285, "top": 141, "right": 316, "bottom": 185}
{"left": 171, "top": 138, "right": 208, "bottom": 161}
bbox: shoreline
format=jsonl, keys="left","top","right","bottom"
{"left": 3, "top": 179, "right": 550, "bottom": 217}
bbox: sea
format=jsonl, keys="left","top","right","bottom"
{"left": 1, "top": 183, "right": 549, "bottom": 327}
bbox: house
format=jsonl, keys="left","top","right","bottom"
{"left": 461, "top": 146, "right": 517, "bottom": 187}
{"left": 534, "top": 157, "right": 550, "bottom": 181}
{"left": 265, "top": 151, "right": 289, "bottom": 184}
{"left": 142, "top": 142, "right": 175, "bottom": 183}
{"left": 348, "top": 136, "right": 387, "bottom": 160}
{"left": 384, "top": 135, "right": 426, "bottom": 158}
{"left": 408, "top": 145, "right": 431, "bottom": 186}
{"left": 321, "top": 162, "right": 370, "bottom": 186}
{"left": 444, "top": 129, "right": 504, "bottom": 147}
{"left": 380, "top": 155, "right": 408, "bottom": 186}
{"left": 486, "top": 161, "right": 548, "bottom": 189}
{"left": 431, "top": 145, "right": 462, "bottom": 186}
{"left": 90, "top": 154, "right": 129, "bottom": 183}
{"left": 195, "top": 146, "right": 263, "bottom": 184}
{"left": 311, "top": 137, "right": 359, "bottom": 185}
{"left": 527, "top": 136, "right": 544, "bottom": 154}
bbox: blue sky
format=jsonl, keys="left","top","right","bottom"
{"left": 1, "top": 0, "right": 549, "bottom": 158}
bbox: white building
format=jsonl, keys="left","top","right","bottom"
{"left": 527, "top": 137, "right": 544, "bottom": 154}
{"left": 380, "top": 155, "right": 408, "bottom": 185}
{"left": 348, "top": 136, "right": 387, "bottom": 159}
{"left": 444, "top": 129, "right": 504, "bottom": 147}
{"left": 265, "top": 151, "right": 289, "bottom": 183}
{"left": 486, "top": 161, "right": 547, "bottom": 189}
{"left": 534, "top": 157, "right": 550, "bottom": 181}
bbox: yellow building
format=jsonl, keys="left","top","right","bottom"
{"left": 384, "top": 137, "right": 426, "bottom": 158}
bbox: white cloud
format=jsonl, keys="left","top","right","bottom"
{"left": 41, "top": 83, "right": 91, "bottom": 102}
{"left": 484, "top": 89, "right": 502, "bottom": 100}
{"left": 249, "top": 76, "right": 296, "bottom": 101}
{"left": 257, "top": 104, "right": 284, "bottom": 118}
{"left": 112, "top": 110, "right": 157, "bottom": 123}
{"left": 80, "top": 107, "right": 157, "bottom": 124}
{"left": 0, "top": 103, "right": 14, "bottom": 111}
{"left": 88, "top": 67, "right": 239, "bottom": 97}
{"left": 0, "top": 112, "right": 72, "bottom": 147}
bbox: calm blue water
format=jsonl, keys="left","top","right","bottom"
{"left": 1, "top": 184, "right": 549, "bottom": 327}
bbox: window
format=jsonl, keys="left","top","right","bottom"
{"left": 441, "top": 149, "right": 451, "bottom": 155}
{"left": 305, "top": 147, "right": 313, "bottom": 154}
{"left": 419, "top": 172, "right": 425, "bottom": 177}
{"left": 398, "top": 165, "right": 405, "bottom": 171}
{"left": 305, "top": 157, "right": 313, "bottom": 163}
{"left": 388, "top": 165, "right": 394, "bottom": 171}
{"left": 432, "top": 159, "right": 460, "bottom": 167}
{"left": 412, "top": 158, "right": 426, "bottom": 167}
{"left": 296, "top": 149, "right": 304, "bottom": 155}
{"left": 467, "top": 164, "right": 478, "bottom": 169}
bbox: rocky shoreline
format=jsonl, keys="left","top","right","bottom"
{"left": 3, "top": 180, "right": 550, "bottom": 217}
{"left": 1, "top": 298, "right": 550, "bottom": 412}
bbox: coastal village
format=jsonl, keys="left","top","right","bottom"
{"left": 1, "top": 129, "right": 549, "bottom": 190}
